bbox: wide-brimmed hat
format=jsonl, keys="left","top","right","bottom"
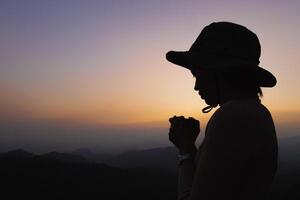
{"left": 166, "top": 22, "right": 276, "bottom": 87}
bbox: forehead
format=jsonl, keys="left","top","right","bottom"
{"left": 190, "top": 65, "right": 198, "bottom": 75}
{"left": 190, "top": 66, "right": 215, "bottom": 80}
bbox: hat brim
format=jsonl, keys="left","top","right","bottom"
{"left": 166, "top": 51, "right": 276, "bottom": 87}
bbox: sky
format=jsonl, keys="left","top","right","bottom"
{"left": 0, "top": 0, "right": 299, "bottom": 153}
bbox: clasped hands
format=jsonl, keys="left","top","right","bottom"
{"left": 168, "top": 115, "right": 200, "bottom": 154}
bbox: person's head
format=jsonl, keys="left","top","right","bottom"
{"left": 166, "top": 21, "right": 276, "bottom": 113}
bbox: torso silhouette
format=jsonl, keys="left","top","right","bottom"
{"left": 191, "top": 97, "right": 278, "bottom": 200}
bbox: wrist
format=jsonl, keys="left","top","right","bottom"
{"left": 177, "top": 153, "right": 192, "bottom": 165}
{"left": 179, "top": 145, "right": 197, "bottom": 155}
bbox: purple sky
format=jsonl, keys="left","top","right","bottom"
{"left": 0, "top": 0, "right": 299, "bottom": 152}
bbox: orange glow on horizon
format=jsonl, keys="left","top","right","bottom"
{"left": 1, "top": 1, "right": 299, "bottom": 132}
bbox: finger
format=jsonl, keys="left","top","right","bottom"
{"left": 169, "top": 134, "right": 179, "bottom": 146}
{"left": 169, "top": 125, "right": 181, "bottom": 139}
{"left": 169, "top": 126, "right": 178, "bottom": 134}
{"left": 172, "top": 116, "right": 184, "bottom": 124}
{"left": 173, "top": 117, "right": 184, "bottom": 129}
{"left": 178, "top": 116, "right": 185, "bottom": 120}
{"left": 188, "top": 117, "right": 200, "bottom": 126}
{"left": 188, "top": 117, "right": 197, "bottom": 122}
{"left": 194, "top": 119, "right": 200, "bottom": 128}
{"left": 168, "top": 131, "right": 176, "bottom": 142}
{"left": 169, "top": 115, "right": 177, "bottom": 123}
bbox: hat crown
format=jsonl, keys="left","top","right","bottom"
{"left": 165, "top": 21, "right": 277, "bottom": 87}
{"left": 190, "top": 22, "right": 261, "bottom": 65}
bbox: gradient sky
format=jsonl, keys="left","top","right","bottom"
{"left": 0, "top": 0, "right": 299, "bottom": 152}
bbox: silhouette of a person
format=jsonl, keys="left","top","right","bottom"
{"left": 166, "top": 22, "right": 278, "bottom": 200}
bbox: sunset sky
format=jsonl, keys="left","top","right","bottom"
{"left": 0, "top": 1, "right": 299, "bottom": 152}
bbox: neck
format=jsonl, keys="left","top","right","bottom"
{"left": 219, "top": 92, "right": 259, "bottom": 106}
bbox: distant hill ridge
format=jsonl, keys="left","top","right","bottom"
{"left": 1, "top": 142, "right": 300, "bottom": 200}
{"left": 0, "top": 149, "right": 88, "bottom": 164}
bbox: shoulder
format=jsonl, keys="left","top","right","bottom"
{"left": 212, "top": 98, "right": 272, "bottom": 126}
{"left": 198, "top": 99, "right": 276, "bottom": 164}
{"left": 207, "top": 98, "right": 273, "bottom": 141}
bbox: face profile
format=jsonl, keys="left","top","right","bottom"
{"left": 191, "top": 67, "right": 219, "bottom": 108}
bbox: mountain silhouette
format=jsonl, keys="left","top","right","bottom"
{"left": 41, "top": 151, "right": 88, "bottom": 163}
{"left": 1, "top": 136, "right": 300, "bottom": 200}
{"left": 0, "top": 149, "right": 176, "bottom": 200}
{"left": 71, "top": 148, "right": 112, "bottom": 163}
{"left": 106, "top": 146, "right": 177, "bottom": 171}
{"left": 71, "top": 146, "right": 178, "bottom": 172}
{"left": 0, "top": 149, "right": 33, "bottom": 159}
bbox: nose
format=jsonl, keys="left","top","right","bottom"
{"left": 194, "top": 79, "right": 199, "bottom": 91}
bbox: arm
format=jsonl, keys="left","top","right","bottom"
{"left": 177, "top": 137, "right": 207, "bottom": 200}
{"left": 177, "top": 146, "right": 197, "bottom": 200}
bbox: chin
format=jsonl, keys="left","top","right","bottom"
{"left": 204, "top": 98, "right": 211, "bottom": 105}
{"left": 204, "top": 98, "right": 219, "bottom": 107}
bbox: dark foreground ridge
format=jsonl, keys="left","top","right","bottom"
{"left": 0, "top": 149, "right": 176, "bottom": 200}
{"left": 0, "top": 144, "right": 300, "bottom": 200}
